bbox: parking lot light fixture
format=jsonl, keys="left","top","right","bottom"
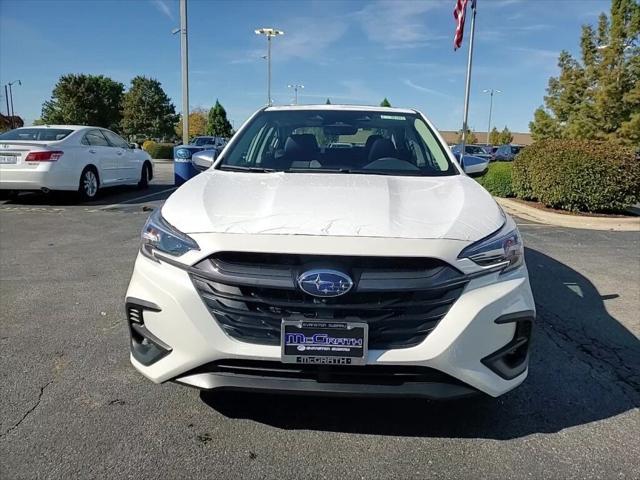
{"left": 482, "top": 88, "right": 501, "bottom": 145}
{"left": 255, "top": 28, "right": 284, "bottom": 106}
{"left": 287, "top": 84, "right": 304, "bottom": 105}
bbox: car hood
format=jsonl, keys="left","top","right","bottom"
{"left": 162, "top": 171, "right": 504, "bottom": 241}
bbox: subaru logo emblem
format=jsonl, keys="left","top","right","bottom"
{"left": 297, "top": 269, "right": 353, "bottom": 298}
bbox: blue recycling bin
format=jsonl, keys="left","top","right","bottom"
{"left": 174, "top": 146, "right": 199, "bottom": 186}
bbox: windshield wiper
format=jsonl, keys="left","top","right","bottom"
{"left": 284, "top": 168, "right": 424, "bottom": 176}
{"left": 218, "top": 165, "right": 275, "bottom": 173}
{"left": 284, "top": 168, "right": 352, "bottom": 173}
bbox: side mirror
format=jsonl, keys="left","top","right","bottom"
{"left": 191, "top": 150, "right": 216, "bottom": 172}
{"left": 129, "top": 143, "right": 139, "bottom": 149}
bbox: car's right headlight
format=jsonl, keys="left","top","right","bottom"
{"left": 140, "top": 209, "right": 199, "bottom": 260}
{"left": 458, "top": 218, "right": 524, "bottom": 273}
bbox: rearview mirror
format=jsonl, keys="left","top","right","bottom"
{"left": 324, "top": 125, "right": 358, "bottom": 136}
{"left": 191, "top": 150, "right": 216, "bottom": 172}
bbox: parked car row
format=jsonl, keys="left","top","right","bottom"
{"left": 451, "top": 143, "right": 525, "bottom": 163}
{"left": 0, "top": 125, "right": 154, "bottom": 200}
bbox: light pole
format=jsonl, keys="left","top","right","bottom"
{"left": 482, "top": 88, "right": 501, "bottom": 145}
{"left": 7, "top": 80, "right": 21, "bottom": 129}
{"left": 172, "top": 0, "right": 189, "bottom": 146}
{"left": 255, "top": 28, "right": 284, "bottom": 106}
{"left": 4, "top": 85, "right": 9, "bottom": 119}
{"left": 287, "top": 84, "right": 304, "bottom": 105}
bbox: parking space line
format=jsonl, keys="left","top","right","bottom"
{"left": 98, "top": 187, "right": 178, "bottom": 210}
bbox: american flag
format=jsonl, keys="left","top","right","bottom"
{"left": 453, "top": 0, "right": 476, "bottom": 50}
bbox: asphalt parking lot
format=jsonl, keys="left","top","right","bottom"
{"left": 1, "top": 163, "right": 638, "bottom": 479}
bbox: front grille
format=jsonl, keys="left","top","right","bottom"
{"left": 190, "top": 253, "right": 468, "bottom": 350}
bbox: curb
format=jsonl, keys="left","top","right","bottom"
{"left": 495, "top": 197, "right": 640, "bottom": 232}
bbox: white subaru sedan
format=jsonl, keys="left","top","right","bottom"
{"left": 0, "top": 125, "right": 153, "bottom": 200}
{"left": 126, "top": 105, "right": 535, "bottom": 400}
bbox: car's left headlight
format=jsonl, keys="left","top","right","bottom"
{"left": 458, "top": 217, "right": 524, "bottom": 273}
{"left": 140, "top": 209, "right": 199, "bottom": 259}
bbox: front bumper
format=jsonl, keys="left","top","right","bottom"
{"left": 125, "top": 237, "right": 535, "bottom": 398}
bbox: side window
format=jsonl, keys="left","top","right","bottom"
{"left": 84, "top": 130, "right": 109, "bottom": 147}
{"left": 102, "top": 130, "right": 129, "bottom": 148}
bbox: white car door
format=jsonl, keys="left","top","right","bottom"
{"left": 82, "top": 130, "right": 116, "bottom": 184}
{"left": 102, "top": 130, "right": 139, "bottom": 182}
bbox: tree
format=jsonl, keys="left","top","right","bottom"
{"left": 380, "top": 98, "right": 392, "bottom": 107}
{"left": 41, "top": 74, "right": 124, "bottom": 130}
{"left": 530, "top": 107, "right": 562, "bottom": 141}
{"left": 529, "top": 0, "right": 640, "bottom": 144}
{"left": 121, "top": 76, "right": 178, "bottom": 140}
{"left": 498, "top": 126, "right": 514, "bottom": 144}
{"left": 325, "top": 98, "right": 331, "bottom": 104}
{"left": 175, "top": 108, "right": 208, "bottom": 139}
{"left": 489, "top": 127, "right": 501, "bottom": 145}
{"left": 455, "top": 128, "right": 478, "bottom": 144}
{"left": 206, "top": 99, "right": 233, "bottom": 137}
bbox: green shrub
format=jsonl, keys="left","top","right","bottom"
{"left": 476, "top": 162, "right": 514, "bottom": 197}
{"left": 142, "top": 140, "right": 174, "bottom": 159}
{"left": 513, "top": 140, "right": 640, "bottom": 212}
{"left": 142, "top": 139, "right": 156, "bottom": 154}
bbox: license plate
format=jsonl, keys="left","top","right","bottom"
{"left": 0, "top": 154, "right": 18, "bottom": 164}
{"left": 281, "top": 320, "right": 368, "bottom": 365}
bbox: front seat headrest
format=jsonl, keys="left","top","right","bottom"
{"left": 368, "top": 138, "right": 397, "bottom": 162}
{"left": 284, "top": 134, "right": 319, "bottom": 160}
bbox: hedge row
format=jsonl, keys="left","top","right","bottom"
{"left": 512, "top": 140, "right": 639, "bottom": 213}
{"left": 142, "top": 140, "right": 174, "bottom": 159}
{"left": 475, "top": 162, "right": 514, "bottom": 198}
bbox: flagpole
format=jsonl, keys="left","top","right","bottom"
{"left": 460, "top": 3, "right": 476, "bottom": 160}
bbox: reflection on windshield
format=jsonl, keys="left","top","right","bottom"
{"left": 218, "top": 110, "right": 457, "bottom": 177}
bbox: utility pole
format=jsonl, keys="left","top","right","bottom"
{"left": 180, "top": 0, "right": 189, "bottom": 145}
{"left": 255, "top": 28, "right": 284, "bottom": 106}
{"left": 4, "top": 85, "right": 9, "bottom": 119}
{"left": 287, "top": 84, "right": 304, "bottom": 105}
{"left": 7, "top": 80, "right": 21, "bottom": 129}
{"left": 483, "top": 89, "right": 501, "bottom": 145}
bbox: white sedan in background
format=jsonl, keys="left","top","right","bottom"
{"left": 0, "top": 125, "right": 154, "bottom": 200}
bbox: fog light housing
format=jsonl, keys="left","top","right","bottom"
{"left": 481, "top": 311, "right": 534, "bottom": 380}
{"left": 126, "top": 298, "right": 172, "bottom": 366}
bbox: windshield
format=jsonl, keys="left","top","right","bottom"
{"left": 193, "top": 137, "right": 214, "bottom": 146}
{"left": 0, "top": 128, "right": 73, "bottom": 141}
{"left": 218, "top": 109, "right": 458, "bottom": 176}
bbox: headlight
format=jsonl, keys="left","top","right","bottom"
{"left": 140, "top": 209, "right": 199, "bottom": 259}
{"left": 458, "top": 218, "right": 524, "bottom": 273}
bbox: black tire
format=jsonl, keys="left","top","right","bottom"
{"left": 0, "top": 190, "right": 18, "bottom": 200}
{"left": 138, "top": 162, "right": 150, "bottom": 189}
{"left": 78, "top": 167, "right": 99, "bottom": 201}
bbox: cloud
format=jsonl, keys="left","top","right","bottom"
{"left": 403, "top": 79, "right": 454, "bottom": 99}
{"left": 355, "top": 0, "right": 443, "bottom": 49}
{"left": 151, "top": 0, "right": 174, "bottom": 21}
{"left": 228, "top": 15, "right": 348, "bottom": 66}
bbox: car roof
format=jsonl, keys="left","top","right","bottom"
{"left": 264, "top": 104, "right": 417, "bottom": 114}
{"left": 17, "top": 125, "right": 100, "bottom": 131}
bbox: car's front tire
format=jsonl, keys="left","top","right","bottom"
{"left": 78, "top": 166, "right": 99, "bottom": 201}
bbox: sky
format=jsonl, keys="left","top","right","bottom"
{"left": 0, "top": 0, "right": 610, "bottom": 133}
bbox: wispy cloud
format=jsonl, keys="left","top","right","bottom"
{"left": 403, "top": 79, "right": 454, "bottom": 99}
{"left": 355, "top": 0, "right": 443, "bottom": 49}
{"left": 151, "top": 0, "right": 174, "bottom": 21}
